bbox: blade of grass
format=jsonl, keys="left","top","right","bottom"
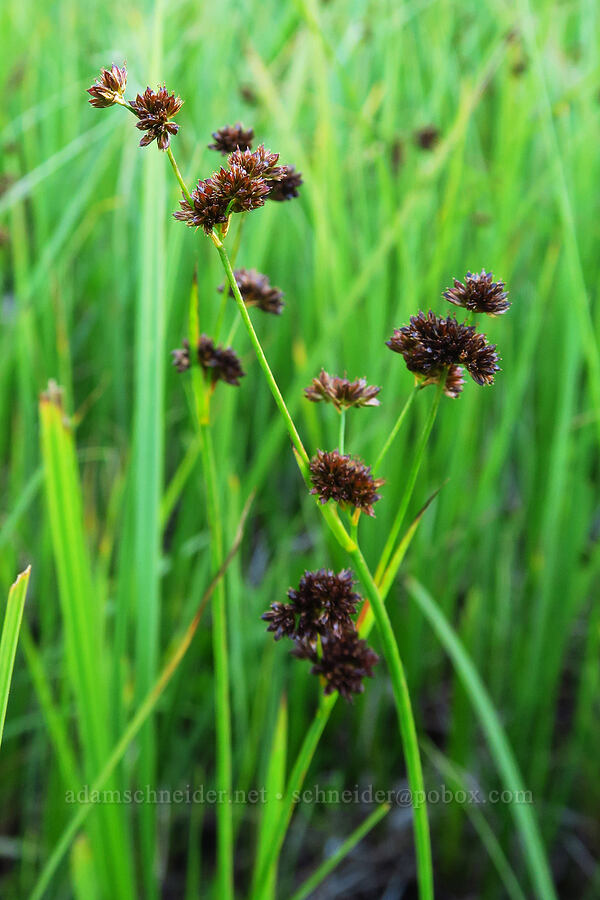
{"left": 289, "top": 802, "right": 390, "bottom": 900}
{"left": 39, "top": 384, "right": 135, "bottom": 898}
{"left": 0, "top": 567, "right": 30, "bottom": 749}
{"left": 28, "top": 492, "right": 253, "bottom": 900}
{"left": 407, "top": 576, "right": 557, "bottom": 900}
{"left": 251, "top": 695, "right": 288, "bottom": 900}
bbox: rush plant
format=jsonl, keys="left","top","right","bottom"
{"left": 81, "top": 62, "right": 521, "bottom": 900}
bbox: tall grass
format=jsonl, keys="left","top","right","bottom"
{"left": 1, "top": 0, "right": 599, "bottom": 897}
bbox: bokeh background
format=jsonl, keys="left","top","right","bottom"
{"left": 1, "top": 0, "right": 599, "bottom": 896}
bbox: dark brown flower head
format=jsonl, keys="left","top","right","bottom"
{"left": 218, "top": 268, "right": 285, "bottom": 315}
{"left": 87, "top": 63, "right": 127, "bottom": 108}
{"left": 197, "top": 334, "right": 244, "bottom": 386}
{"left": 208, "top": 123, "right": 254, "bottom": 154}
{"left": 211, "top": 164, "right": 271, "bottom": 213}
{"left": 267, "top": 165, "right": 303, "bottom": 202}
{"left": 172, "top": 335, "right": 244, "bottom": 386}
{"left": 228, "top": 144, "right": 286, "bottom": 184}
{"left": 309, "top": 626, "right": 379, "bottom": 701}
{"left": 443, "top": 270, "right": 510, "bottom": 316}
{"left": 386, "top": 311, "right": 500, "bottom": 388}
{"left": 309, "top": 450, "right": 384, "bottom": 517}
{"left": 414, "top": 125, "right": 440, "bottom": 150}
{"left": 173, "top": 178, "right": 229, "bottom": 233}
{"left": 131, "top": 85, "right": 183, "bottom": 150}
{"left": 171, "top": 340, "right": 190, "bottom": 372}
{"left": 304, "top": 370, "right": 381, "bottom": 411}
{"left": 262, "top": 568, "right": 361, "bottom": 642}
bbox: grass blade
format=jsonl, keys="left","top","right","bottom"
{"left": 407, "top": 577, "right": 557, "bottom": 900}
{"left": 0, "top": 567, "right": 30, "bottom": 749}
{"left": 289, "top": 803, "right": 390, "bottom": 900}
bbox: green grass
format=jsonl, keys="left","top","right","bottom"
{"left": 1, "top": 0, "right": 599, "bottom": 897}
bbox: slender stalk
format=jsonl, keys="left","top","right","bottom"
{"left": 214, "top": 239, "right": 309, "bottom": 466}
{"left": 375, "top": 382, "right": 444, "bottom": 583}
{"left": 338, "top": 408, "right": 346, "bottom": 454}
{"left": 374, "top": 384, "right": 419, "bottom": 473}
{"left": 166, "top": 146, "right": 193, "bottom": 204}
{"left": 198, "top": 418, "right": 234, "bottom": 900}
{"left": 212, "top": 244, "right": 435, "bottom": 897}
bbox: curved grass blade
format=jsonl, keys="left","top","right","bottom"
{"left": 407, "top": 577, "right": 557, "bottom": 900}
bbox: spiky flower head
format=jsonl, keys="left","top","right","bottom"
{"left": 228, "top": 145, "right": 286, "bottom": 184}
{"left": 386, "top": 311, "right": 500, "bottom": 390}
{"left": 294, "top": 626, "right": 379, "bottom": 701}
{"left": 218, "top": 268, "right": 285, "bottom": 315}
{"left": 211, "top": 164, "right": 271, "bottom": 213}
{"left": 171, "top": 335, "right": 244, "bottom": 386}
{"left": 443, "top": 270, "right": 510, "bottom": 316}
{"left": 262, "top": 568, "right": 361, "bottom": 642}
{"left": 304, "top": 370, "right": 381, "bottom": 411}
{"left": 130, "top": 85, "right": 183, "bottom": 150}
{"left": 267, "top": 165, "right": 303, "bottom": 202}
{"left": 208, "top": 123, "right": 254, "bottom": 154}
{"left": 87, "top": 63, "right": 127, "bottom": 108}
{"left": 173, "top": 178, "right": 229, "bottom": 234}
{"left": 309, "top": 450, "right": 384, "bottom": 517}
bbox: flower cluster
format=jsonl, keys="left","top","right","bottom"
{"left": 309, "top": 450, "right": 384, "bottom": 517}
{"left": 173, "top": 145, "right": 290, "bottom": 234}
{"left": 267, "top": 166, "right": 303, "bottom": 202}
{"left": 304, "top": 370, "right": 381, "bottom": 411}
{"left": 171, "top": 336, "right": 244, "bottom": 387}
{"left": 131, "top": 86, "right": 183, "bottom": 150}
{"left": 87, "top": 65, "right": 182, "bottom": 151}
{"left": 218, "top": 268, "right": 285, "bottom": 315}
{"left": 87, "top": 63, "right": 127, "bottom": 108}
{"left": 262, "top": 569, "right": 378, "bottom": 700}
{"left": 208, "top": 123, "right": 254, "bottom": 154}
{"left": 386, "top": 311, "right": 499, "bottom": 397}
{"left": 443, "top": 269, "right": 510, "bottom": 316}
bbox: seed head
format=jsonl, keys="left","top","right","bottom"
{"left": 171, "top": 335, "right": 244, "bottom": 386}
{"left": 218, "top": 268, "right": 285, "bottom": 315}
{"left": 208, "top": 123, "right": 254, "bottom": 154}
{"left": 414, "top": 125, "right": 440, "bottom": 150}
{"left": 309, "top": 450, "right": 384, "bottom": 517}
{"left": 267, "top": 165, "right": 303, "bottom": 202}
{"left": 228, "top": 145, "right": 286, "bottom": 184}
{"left": 173, "top": 178, "right": 229, "bottom": 233}
{"left": 131, "top": 85, "right": 183, "bottom": 150}
{"left": 304, "top": 370, "right": 381, "bottom": 411}
{"left": 386, "top": 311, "right": 500, "bottom": 389}
{"left": 211, "top": 164, "right": 271, "bottom": 213}
{"left": 262, "top": 568, "right": 361, "bottom": 642}
{"left": 296, "top": 626, "right": 379, "bottom": 702}
{"left": 443, "top": 269, "right": 510, "bottom": 316}
{"left": 87, "top": 63, "right": 127, "bottom": 108}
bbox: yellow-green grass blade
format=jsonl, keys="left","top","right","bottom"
{"left": 0, "top": 567, "right": 30, "bottom": 749}
{"left": 39, "top": 384, "right": 135, "bottom": 898}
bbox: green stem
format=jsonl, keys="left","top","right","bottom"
{"left": 374, "top": 384, "right": 419, "bottom": 474}
{"left": 375, "top": 381, "right": 444, "bottom": 584}
{"left": 197, "top": 415, "right": 233, "bottom": 900}
{"left": 166, "top": 146, "right": 193, "bottom": 204}
{"left": 338, "top": 408, "right": 346, "bottom": 454}
{"left": 214, "top": 240, "right": 309, "bottom": 467}
{"left": 218, "top": 276, "right": 434, "bottom": 897}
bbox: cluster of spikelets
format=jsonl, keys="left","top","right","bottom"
{"left": 88, "top": 62, "right": 510, "bottom": 704}
{"left": 262, "top": 569, "right": 379, "bottom": 701}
